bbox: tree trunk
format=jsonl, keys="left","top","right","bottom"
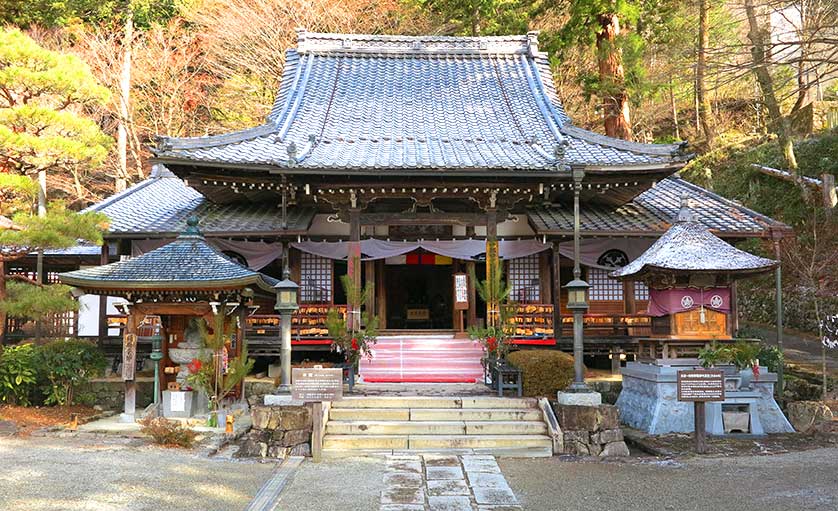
{"left": 670, "top": 79, "right": 680, "bottom": 140}
{"left": 697, "top": 0, "right": 715, "bottom": 148}
{"left": 116, "top": 9, "right": 133, "bottom": 192}
{"left": 744, "top": 0, "right": 798, "bottom": 173}
{"left": 0, "top": 261, "right": 7, "bottom": 344}
{"left": 596, "top": 13, "right": 632, "bottom": 141}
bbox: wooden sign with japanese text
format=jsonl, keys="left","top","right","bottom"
{"left": 122, "top": 333, "right": 137, "bottom": 381}
{"left": 453, "top": 273, "right": 469, "bottom": 310}
{"left": 677, "top": 369, "right": 725, "bottom": 402}
{"left": 292, "top": 367, "right": 343, "bottom": 402}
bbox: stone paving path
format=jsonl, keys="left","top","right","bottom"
{"left": 380, "top": 454, "right": 522, "bottom": 511}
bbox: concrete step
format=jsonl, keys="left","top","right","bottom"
{"left": 325, "top": 420, "right": 548, "bottom": 436}
{"left": 330, "top": 396, "right": 537, "bottom": 410}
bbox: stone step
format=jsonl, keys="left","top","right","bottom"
{"left": 326, "top": 420, "right": 466, "bottom": 435}
{"left": 321, "top": 446, "right": 553, "bottom": 459}
{"left": 325, "top": 420, "right": 548, "bottom": 436}
{"left": 409, "top": 434, "right": 553, "bottom": 450}
{"left": 410, "top": 408, "right": 543, "bottom": 422}
{"left": 321, "top": 434, "right": 553, "bottom": 452}
{"left": 330, "top": 396, "right": 537, "bottom": 410}
{"left": 328, "top": 408, "right": 411, "bottom": 421}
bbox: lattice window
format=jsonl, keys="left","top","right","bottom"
{"left": 588, "top": 268, "right": 624, "bottom": 301}
{"left": 300, "top": 253, "right": 332, "bottom": 303}
{"left": 508, "top": 254, "right": 541, "bottom": 303}
{"left": 634, "top": 280, "right": 650, "bottom": 301}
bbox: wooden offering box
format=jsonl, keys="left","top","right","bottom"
{"left": 651, "top": 308, "right": 730, "bottom": 339}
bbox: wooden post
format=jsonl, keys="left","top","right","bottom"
{"left": 694, "top": 401, "right": 707, "bottom": 454}
{"left": 624, "top": 281, "right": 636, "bottom": 315}
{"left": 773, "top": 235, "right": 784, "bottom": 401}
{"left": 551, "top": 241, "right": 562, "bottom": 341}
{"left": 98, "top": 242, "right": 109, "bottom": 345}
{"left": 121, "top": 311, "right": 138, "bottom": 423}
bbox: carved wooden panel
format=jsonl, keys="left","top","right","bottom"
{"left": 672, "top": 308, "right": 729, "bottom": 339}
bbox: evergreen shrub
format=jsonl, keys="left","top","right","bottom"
{"left": 34, "top": 339, "right": 106, "bottom": 406}
{"left": 0, "top": 344, "right": 38, "bottom": 405}
{"left": 507, "top": 350, "right": 575, "bottom": 398}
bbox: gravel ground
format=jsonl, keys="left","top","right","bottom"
{"left": 500, "top": 447, "right": 838, "bottom": 511}
{"left": 275, "top": 456, "right": 386, "bottom": 511}
{"left": 0, "top": 436, "right": 274, "bottom": 511}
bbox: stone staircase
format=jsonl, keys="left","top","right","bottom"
{"left": 322, "top": 396, "right": 553, "bottom": 457}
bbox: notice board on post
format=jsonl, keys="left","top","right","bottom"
{"left": 677, "top": 369, "right": 725, "bottom": 402}
{"left": 292, "top": 367, "right": 343, "bottom": 402}
{"left": 453, "top": 272, "right": 469, "bottom": 310}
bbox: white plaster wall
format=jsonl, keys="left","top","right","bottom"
{"left": 77, "top": 295, "right": 123, "bottom": 337}
{"left": 307, "top": 214, "right": 350, "bottom": 236}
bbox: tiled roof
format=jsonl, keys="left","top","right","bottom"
{"left": 59, "top": 221, "right": 278, "bottom": 293}
{"left": 85, "top": 167, "right": 315, "bottom": 237}
{"left": 527, "top": 175, "right": 789, "bottom": 237}
{"left": 611, "top": 203, "right": 778, "bottom": 279}
{"left": 153, "top": 31, "right": 688, "bottom": 173}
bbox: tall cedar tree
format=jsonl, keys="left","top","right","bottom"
{"left": 0, "top": 29, "right": 110, "bottom": 340}
{"left": 560, "top": 0, "right": 641, "bottom": 140}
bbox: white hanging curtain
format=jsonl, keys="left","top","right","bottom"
{"left": 291, "top": 238, "right": 552, "bottom": 261}
{"left": 556, "top": 238, "right": 655, "bottom": 269}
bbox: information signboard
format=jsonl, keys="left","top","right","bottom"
{"left": 677, "top": 370, "right": 725, "bottom": 402}
{"left": 292, "top": 367, "right": 343, "bottom": 402}
{"left": 453, "top": 273, "right": 469, "bottom": 310}
{"left": 122, "top": 333, "right": 137, "bottom": 381}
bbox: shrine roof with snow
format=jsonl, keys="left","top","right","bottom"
{"left": 152, "top": 30, "right": 689, "bottom": 175}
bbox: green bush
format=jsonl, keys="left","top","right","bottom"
{"left": 34, "top": 339, "right": 106, "bottom": 406}
{"left": 0, "top": 344, "right": 38, "bottom": 405}
{"left": 507, "top": 350, "right": 576, "bottom": 398}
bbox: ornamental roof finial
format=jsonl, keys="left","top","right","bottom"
{"left": 676, "top": 196, "right": 695, "bottom": 223}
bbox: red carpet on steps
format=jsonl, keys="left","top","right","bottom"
{"left": 359, "top": 335, "right": 485, "bottom": 383}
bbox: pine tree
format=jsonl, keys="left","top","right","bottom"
{"left": 0, "top": 28, "right": 111, "bottom": 341}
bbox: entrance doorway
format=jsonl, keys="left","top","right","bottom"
{"left": 384, "top": 252, "right": 453, "bottom": 329}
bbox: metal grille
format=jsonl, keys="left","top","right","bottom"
{"left": 508, "top": 254, "right": 540, "bottom": 303}
{"left": 300, "top": 252, "right": 332, "bottom": 303}
{"left": 588, "top": 268, "right": 624, "bottom": 301}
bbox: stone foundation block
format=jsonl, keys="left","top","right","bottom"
{"left": 788, "top": 401, "right": 834, "bottom": 433}
{"left": 591, "top": 428, "right": 623, "bottom": 444}
{"left": 600, "top": 441, "right": 630, "bottom": 457}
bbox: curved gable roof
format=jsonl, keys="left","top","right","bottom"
{"left": 153, "top": 31, "right": 688, "bottom": 173}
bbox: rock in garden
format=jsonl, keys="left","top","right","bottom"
{"left": 0, "top": 420, "right": 18, "bottom": 436}
{"left": 289, "top": 443, "right": 311, "bottom": 457}
{"left": 592, "top": 428, "right": 624, "bottom": 444}
{"left": 600, "top": 441, "right": 630, "bottom": 457}
{"left": 788, "top": 401, "right": 834, "bottom": 433}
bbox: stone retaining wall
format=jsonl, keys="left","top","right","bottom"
{"left": 552, "top": 403, "right": 630, "bottom": 457}
{"left": 236, "top": 404, "right": 313, "bottom": 458}
{"left": 82, "top": 379, "right": 276, "bottom": 411}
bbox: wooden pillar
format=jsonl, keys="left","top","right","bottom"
{"left": 376, "top": 259, "right": 386, "bottom": 329}
{"left": 364, "top": 259, "right": 375, "bottom": 316}
{"left": 465, "top": 226, "right": 477, "bottom": 328}
{"left": 347, "top": 208, "right": 362, "bottom": 329}
{"left": 773, "top": 236, "right": 784, "bottom": 400}
{"left": 730, "top": 280, "right": 739, "bottom": 336}
{"left": 98, "top": 242, "right": 109, "bottom": 346}
{"left": 539, "top": 251, "right": 552, "bottom": 305}
{"left": 485, "top": 207, "right": 499, "bottom": 327}
{"left": 551, "top": 241, "right": 562, "bottom": 341}
{"left": 624, "top": 281, "right": 637, "bottom": 315}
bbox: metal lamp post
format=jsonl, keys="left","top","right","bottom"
{"left": 149, "top": 325, "right": 164, "bottom": 404}
{"left": 564, "top": 278, "right": 590, "bottom": 391}
{"left": 566, "top": 166, "right": 592, "bottom": 393}
{"left": 274, "top": 269, "right": 299, "bottom": 393}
